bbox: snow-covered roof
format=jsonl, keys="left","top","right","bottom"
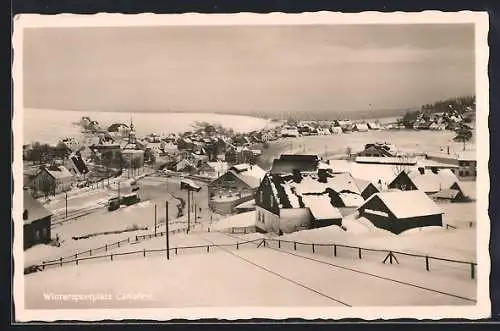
{"left": 363, "top": 190, "right": 443, "bottom": 219}
{"left": 410, "top": 174, "right": 442, "bottom": 193}
{"left": 354, "top": 123, "right": 369, "bottom": 131}
{"left": 282, "top": 183, "right": 301, "bottom": 208}
{"left": 229, "top": 164, "right": 266, "bottom": 188}
{"left": 23, "top": 190, "right": 52, "bottom": 225}
{"left": 432, "top": 189, "right": 461, "bottom": 200}
{"left": 302, "top": 194, "right": 342, "bottom": 220}
{"left": 44, "top": 165, "right": 73, "bottom": 180}
{"left": 235, "top": 199, "right": 256, "bottom": 210}
{"left": 417, "top": 159, "right": 459, "bottom": 169}
{"left": 326, "top": 160, "right": 402, "bottom": 188}
{"left": 409, "top": 169, "right": 464, "bottom": 194}
{"left": 339, "top": 192, "right": 365, "bottom": 207}
{"left": 355, "top": 156, "right": 417, "bottom": 165}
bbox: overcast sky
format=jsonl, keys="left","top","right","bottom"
{"left": 23, "top": 24, "right": 475, "bottom": 114}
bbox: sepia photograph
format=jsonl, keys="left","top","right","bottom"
{"left": 12, "top": 12, "right": 490, "bottom": 321}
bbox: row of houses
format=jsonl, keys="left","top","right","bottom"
{"left": 280, "top": 122, "right": 378, "bottom": 138}
{"left": 248, "top": 153, "right": 470, "bottom": 235}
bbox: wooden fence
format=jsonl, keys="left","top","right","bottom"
{"left": 26, "top": 235, "right": 478, "bottom": 281}
{"left": 38, "top": 227, "right": 191, "bottom": 266}
{"left": 262, "top": 238, "right": 478, "bottom": 281}
{"left": 27, "top": 238, "right": 263, "bottom": 273}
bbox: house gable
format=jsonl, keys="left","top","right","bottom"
{"left": 255, "top": 175, "right": 280, "bottom": 216}
{"left": 388, "top": 171, "right": 418, "bottom": 191}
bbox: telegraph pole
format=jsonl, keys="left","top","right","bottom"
{"left": 154, "top": 204, "right": 157, "bottom": 236}
{"left": 187, "top": 190, "right": 191, "bottom": 233}
{"left": 166, "top": 200, "right": 170, "bottom": 260}
{"left": 65, "top": 191, "right": 68, "bottom": 221}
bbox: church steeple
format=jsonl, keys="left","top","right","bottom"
{"left": 128, "top": 117, "right": 136, "bottom": 145}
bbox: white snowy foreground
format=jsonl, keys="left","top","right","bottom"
{"left": 211, "top": 211, "right": 257, "bottom": 231}
{"left": 25, "top": 242, "right": 476, "bottom": 309}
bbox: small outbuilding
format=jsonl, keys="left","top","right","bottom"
{"left": 23, "top": 190, "right": 52, "bottom": 250}
{"left": 357, "top": 190, "right": 444, "bottom": 234}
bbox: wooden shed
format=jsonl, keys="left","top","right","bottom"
{"left": 358, "top": 190, "right": 443, "bottom": 234}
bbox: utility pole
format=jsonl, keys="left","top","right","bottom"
{"left": 187, "top": 189, "right": 191, "bottom": 233}
{"left": 166, "top": 200, "right": 170, "bottom": 260}
{"left": 154, "top": 204, "right": 157, "bottom": 236}
{"left": 65, "top": 191, "right": 68, "bottom": 221}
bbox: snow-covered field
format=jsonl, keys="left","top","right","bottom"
{"left": 25, "top": 243, "right": 476, "bottom": 309}
{"left": 259, "top": 130, "right": 475, "bottom": 169}
{"left": 211, "top": 211, "right": 257, "bottom": 231}
{"left": 24, "top": 108, "right": 278, "bottom": 145}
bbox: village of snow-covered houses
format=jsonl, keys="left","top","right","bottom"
{"left": 21, "top": 100, "right": 480, "bottom": 310}
{"left": 15, "top": 19, "right": 487, "bottom": 318}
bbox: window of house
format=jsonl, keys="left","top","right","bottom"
{"left": 42, "top": 228, "right": 48, "bottom": 239}
{"left": 34, "top": 230, "right": 40, "bottom": 241}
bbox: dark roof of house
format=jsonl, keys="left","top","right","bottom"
{"left": 70, "top": 154, "right": 89, "bottom": 174}
{"left": 23, "top": 190, "right": 52, "bottom": 225}
{"left": 279, "top": 154, "right": 319, "bottom": 162}
{"left": 270, "top": 159, "right": 319, "bottom": 174}
{"left": 270, "top": 155, "right": 320, "bottom": 174}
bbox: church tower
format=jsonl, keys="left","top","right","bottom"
{"left": 128, "top": 118, "right": 136, "bottom": 145}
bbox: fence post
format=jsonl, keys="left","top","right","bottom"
{"left": 76, "top": 259, "right": 78, "bottom": 266}
{"left": 263, "top": 239, "right": 266, "bottom": 248}
{"left": 237, "top": 242, "right": 239, "bottom": 250}
{"left": 278, "top": 240, "right": 281, "bottom": 249}
{"left": 207, "top": 245, "right": 210, "bottom": 253}
{"left": 105, "top": 244, "right": 108, "bottom": 252}
{"left": 60, "top": 257, "right": 63, "bottom": 267}
{"left": 118, "top": 241, "right": 120, "bottom": 248}
{"left": 143, "top": 249, "right": 146, "bottom": 257}
{"left": 128, "top": 237, "right": 130, "bottom": 243}
{"left": 175, "top": 248, "right": 178, "bottom": 255}
{"left": 42, "top": 261, "right": 45, "bottom": 270}
{"left": 333, "top": 245, "right": 337, "bottom": 257}
{"left": 89, "top": 249, "right": 92, "bottom": 256}
{"left": 294, "top": 241, "right": 297, "bottom": 251}
{"left": 358, "top": 248, "right": 362, "bottom": 259}
{"left": 389, "top": 252, "right": 393, "bottom": 264}
{"left": 312, "top": 244, "right": 315, "bottom": 254}
{"left": 471, "top": 263, "right": 476, "bottom": 280}
{"left": 208, "top": 227, "right": 211, "bottom": 233}
{"left": 111, "top": 254, "right": 113, "bottom": 261}
{"left": 425, "top": 256, "right": 430, "bottom": 271}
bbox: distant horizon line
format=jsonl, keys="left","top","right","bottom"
{"left": 24, "top": 106, "right": 414, "bottom": 120}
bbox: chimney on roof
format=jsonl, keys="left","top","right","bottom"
{"left": 318, "top": 168, "right": 329, "bottom": 183}
{"left": 292, "top": 169, "right": 302, "bottom": 183}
